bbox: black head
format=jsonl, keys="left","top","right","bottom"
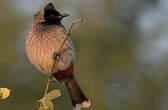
{"left": 44, "top": 3, "right": 69, "bottom": 24}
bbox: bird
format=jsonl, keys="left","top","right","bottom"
{"left": 26, "top": 2, "right": 91, "bottom": 110}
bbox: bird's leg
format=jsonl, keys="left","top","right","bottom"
{"left": 49, "top": 75, "right": 57, "bottom": 83}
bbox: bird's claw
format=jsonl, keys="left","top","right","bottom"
{"left": 48, "top": 75, "right": 56, "bottom": 83}
{"left": 53, "top": 52, "right": 61, "bottom": 59}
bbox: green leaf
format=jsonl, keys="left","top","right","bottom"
{"left": 39, "top": 89, "right": 61, "bottom": 102}
{"left": 39, "top": 100, "right": 54, "bottom": 110}
{"left": 39, "top": 101, "right": 48, "bottom": 110}
{"left": 45, "top": 100, "right": 54, "bottom": 110}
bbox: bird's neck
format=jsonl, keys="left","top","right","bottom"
{"left": 34, "top": 22, "right": 66, "bottom": 34}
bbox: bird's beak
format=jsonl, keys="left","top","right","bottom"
{"left": 58, "top": 13, "right": 69, "bottom": 19}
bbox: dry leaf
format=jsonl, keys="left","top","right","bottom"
{"left": 0, "top": 88, "right": 10, "bottom": 100}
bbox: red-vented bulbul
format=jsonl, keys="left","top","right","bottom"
{"left": 26, "top": 3, "right": 90, "bottom": 110}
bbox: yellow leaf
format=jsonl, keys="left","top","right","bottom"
{"left": 39, "top": 100, "right": 54, "bottom": 110}
{"left": 0, "top": 88, "right": 10, "bottom": 100}
{"left": 45, "top": 100, "right": 54, "bottom": 110}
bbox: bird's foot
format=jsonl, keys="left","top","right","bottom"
{"left": 48, "top": 75, "right": 57, "bottom": 83}
{"left": 53, "top": 52, "right": 61, "bottom": 59}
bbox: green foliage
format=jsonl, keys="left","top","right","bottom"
{"left": 39, "top": 89, "right": 61, "bottom": 102}
{"left": 39, "top": 100, "right": 54, "bottom": 110}
{"left": 38, "top": 89, "right": 61, "bottom": 110}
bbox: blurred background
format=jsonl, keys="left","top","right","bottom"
{"left": 0, "top": 0, "right": 168, "bottom": 110}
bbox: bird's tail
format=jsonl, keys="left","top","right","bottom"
{"left": 62, "top": 75, "right": 91, "bottom": 110}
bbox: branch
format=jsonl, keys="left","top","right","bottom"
{"left": 43, "top": 18, "right": 84, "bottom": 96}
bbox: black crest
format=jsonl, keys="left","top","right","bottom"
{"left": 44, "top": 3, "right": 61, "bottom": 22}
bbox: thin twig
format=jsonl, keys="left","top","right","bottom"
{"left": 43, "top": 18, "right": 84, "bottom": 96}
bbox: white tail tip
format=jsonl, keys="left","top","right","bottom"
{"left": 74, "top": 100, "right": 91, "bottom": 110}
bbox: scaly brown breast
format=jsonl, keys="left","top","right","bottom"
{"left": 26, "top": 34, "right": 75, "bottom": 74}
